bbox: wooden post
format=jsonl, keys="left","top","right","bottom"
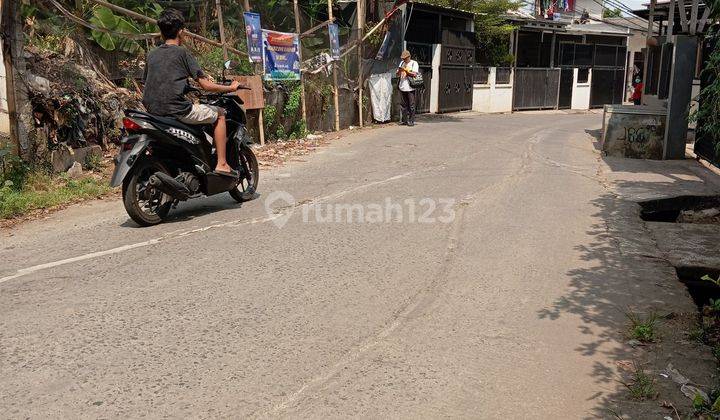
{"left": 215, "top": 0, "right": 228, "bottom": 61}
{"left": 328, "top": 0, "right": 340, "bottom": 131}
{"left": 242, "top": 0, "right": 265, "bottom": 145}
{"left": 357, "top": 0, "right": 365, "bottom": 127}
{"left": 293, "top": 0, "right": 307, "bottom": 122}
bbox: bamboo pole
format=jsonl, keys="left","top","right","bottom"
{"left": 88, "top": 0, "right": 247, "bottom": 56}
{"left": 242, "top": 0, "right": 265, "bottom": 145}
{"left": 293, "top": 0, "right": 307, "bottom": 122}
{"left": 301, "top": 19, "right": 334, "bottom": 38}
{"left": 215, "top": 0, "right": 228, "bottom": 61}
{"left": 327, "top": 0, "right": 340, "bottom": 131}
{"left": 357, "top": 0, "right": 365, "bottom": 127}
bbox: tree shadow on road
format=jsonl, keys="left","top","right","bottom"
{"left": 537, "top": 174, "right": 720, "bottom": 418}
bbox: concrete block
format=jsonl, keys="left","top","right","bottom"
{"left": 602, "top": 105, "right": 667, "bottom": 159}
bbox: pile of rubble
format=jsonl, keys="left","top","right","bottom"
{"left": 23, "top": 44, "right": 142, "bottom": 172}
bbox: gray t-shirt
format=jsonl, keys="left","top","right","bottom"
{"left": 142, "top": 44, "right": 205, "bottom": 117}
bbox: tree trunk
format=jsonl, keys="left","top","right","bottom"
{"left": 1, "top": 0, "right": 35, "bottom": 161}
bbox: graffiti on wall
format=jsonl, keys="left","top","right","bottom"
{"left": 618, "top": 123, "right": 661, "bottom": 144}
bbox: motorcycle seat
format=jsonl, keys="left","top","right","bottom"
{"left": 125, "top": 110, "right": 208, "bottom": 137}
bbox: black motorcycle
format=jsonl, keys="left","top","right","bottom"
{"left": 110, "top": 62, "right": 259, "bottom": 226}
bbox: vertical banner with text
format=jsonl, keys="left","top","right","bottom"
{"left": 328, "top": 23, "right": 340, "bottom": 60}
{"left": 243, "top": 12, "right": 262, "bottom": 62}
{"left": 261, "top": 30, "right": 301, "bottom": 81}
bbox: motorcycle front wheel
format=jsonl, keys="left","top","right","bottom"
{"left": 229, "top": 144, "right": 259, "bottom": 203}
{"left": 122, "top": 158, "right": 172, "bottom": 226}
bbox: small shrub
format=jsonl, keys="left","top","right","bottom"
{"left": 626, "top": 363, "right": 657, "bottom": 400}
{"left": 85, "top": 153, "right": 104, "bottom": 171}
{"left": 626, "top": 311, "right": 659, "bottom": 343}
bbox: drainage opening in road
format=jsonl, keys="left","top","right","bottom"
{"left": 675, "top": 266, "right": 720, "bottom": 310}
{"left": 639, "top": 195, "right": 720, "bottom": 224}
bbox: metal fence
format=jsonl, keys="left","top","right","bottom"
{"left": 473, "top": 67, "right": 490, "bottom": 84}
{"left": 512, "top": 68, "right": 561, "bottom": 110}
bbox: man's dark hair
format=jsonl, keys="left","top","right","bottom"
{"left": 157, "top": 9, "right": 185, "bottom": 40}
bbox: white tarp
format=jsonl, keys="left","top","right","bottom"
{"left": 368, "top": 72, "right": 393, "bottom": 123}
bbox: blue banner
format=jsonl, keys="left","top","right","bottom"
{"left": 262, "top": 30, "right": 301, "bottom": 81}
{"left": 243, "top": 12, "right": 262, "bottom": 62}
{"left": 328, "top": 23, "right": 340, "bottom": 60}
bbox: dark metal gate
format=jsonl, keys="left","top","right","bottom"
{"left": 590, "top": 69, "right": 625, "bottom": 108}
{"left": 438, "top": 30, "right": 474, "bottom": 113}
{"left": 406, "top": 42, "right": 433, "bottom": 114}
{"left": 512, "top": 68, "right": 561, "bottom": 110}
{"left": 558, "top": 68, "right": 574, "bottom": 109}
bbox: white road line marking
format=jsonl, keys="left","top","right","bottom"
{"left": 0, "top": 173, "right": 413, "bottom": 285}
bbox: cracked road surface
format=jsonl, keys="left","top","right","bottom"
{"left": 2, "top": 112, "right": 635, "bottom": 417}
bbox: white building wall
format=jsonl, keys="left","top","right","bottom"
{"left": 472, "top": 68, "right": 513, "bottom": 113}
{"left": 430, "top": 44, "right": 441, "bottom": 113}
{"left": 0, "top": 38, "right": 9, "bottom": 134}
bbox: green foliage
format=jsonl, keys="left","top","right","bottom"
{"left": 703, "top": 274, "right": 720, "bottom": 287}
{"left": 264, "top": 105, "right": 277, "bottom": 133}
{"left": 89, "top": 7, "right": 139, "bottom": 53}
{"left": 84, "top": 153, "right": 104, "bottom": 171}
{"left": 0, "top": 170, "right": 110, "bottom": 219}
{"left": 195, "top": 48, "right": 253, "bottom": 77}
{"left": 694, "top": 26, "right": 720, "bottom": 162}
{"left": 602, "top": 8, "right": 622, "bottom": 18}
{"left": 284, "top": 83, "right": 303, "bottom": 118}
{"left": 625, "top": 311, "right": 659, "bottom": 342}
{"left": 689, "top": 326, "right": 707, "bottom": 343}
{"left": 625, "top": 363, "right": 657, "bottom": 400}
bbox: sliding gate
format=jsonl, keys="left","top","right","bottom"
{"left": 512, "top": 68, "right": 561, "bottom": 110}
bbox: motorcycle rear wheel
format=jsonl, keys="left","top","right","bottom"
{"left": 122, "top": 158, "right": 172, "bottom": 226}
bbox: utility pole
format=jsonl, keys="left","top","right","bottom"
{"left": 1, "top": 0, "right": 33, "bottom": 159}
{"left": 293, "top": 0, "right": 307, "bottom": 122}
{"left": 357, "top": 0, "right": 365, "bottom": 127}
{"left": 327, "top": 0, "right": 340, "bottom": 131}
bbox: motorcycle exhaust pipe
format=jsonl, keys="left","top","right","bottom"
{"left": 148, "top": 172, "right": 191, "bottom": 200}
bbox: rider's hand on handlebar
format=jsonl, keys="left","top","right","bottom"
{"left": 228, "top": 80, "right": 241, "bottom": 92}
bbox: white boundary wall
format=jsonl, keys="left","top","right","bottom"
{"left": 472, "top": 67, "right": 513, "bottom": 113}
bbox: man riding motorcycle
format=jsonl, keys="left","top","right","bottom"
{"left": 143, "top": 8, "right": 240, "bottom": 177}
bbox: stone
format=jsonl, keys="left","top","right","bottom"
{"left": 51, "top": 144, "right": 75, "bottom": 172}
{"left": 66, "top": 162, "right": 83, "bottom": 178}
{"left": 26, "top": 74, "right": 51, "bottom": 95}
{"left": 73, "top": 145, "right": 102, "bottom": 168}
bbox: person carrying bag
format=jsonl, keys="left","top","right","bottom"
{"left": 397, "top": 50, "right": 420, "bottom": 126}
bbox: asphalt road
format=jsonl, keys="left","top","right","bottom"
{"left": 2, "top": 112, "right": 630, "bottom": 418}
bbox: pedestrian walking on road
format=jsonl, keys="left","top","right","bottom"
{"left": 397, "top": 50, "right": 419, "bottom": 126}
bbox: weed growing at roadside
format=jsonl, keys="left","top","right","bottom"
{"left": 84, "top": 153, "right": 104, "bottom": 171}
{"left": 626, "top": 311, "right": 660, "bottom": 343}
{"left": 625, "top": 363, "right": 657, "bottom": 400}
{"left": 689, "top": 326, "right": 707, "bottom": 343}
{"left": 0, "top": 171, "right": 111, "bottom": 219}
